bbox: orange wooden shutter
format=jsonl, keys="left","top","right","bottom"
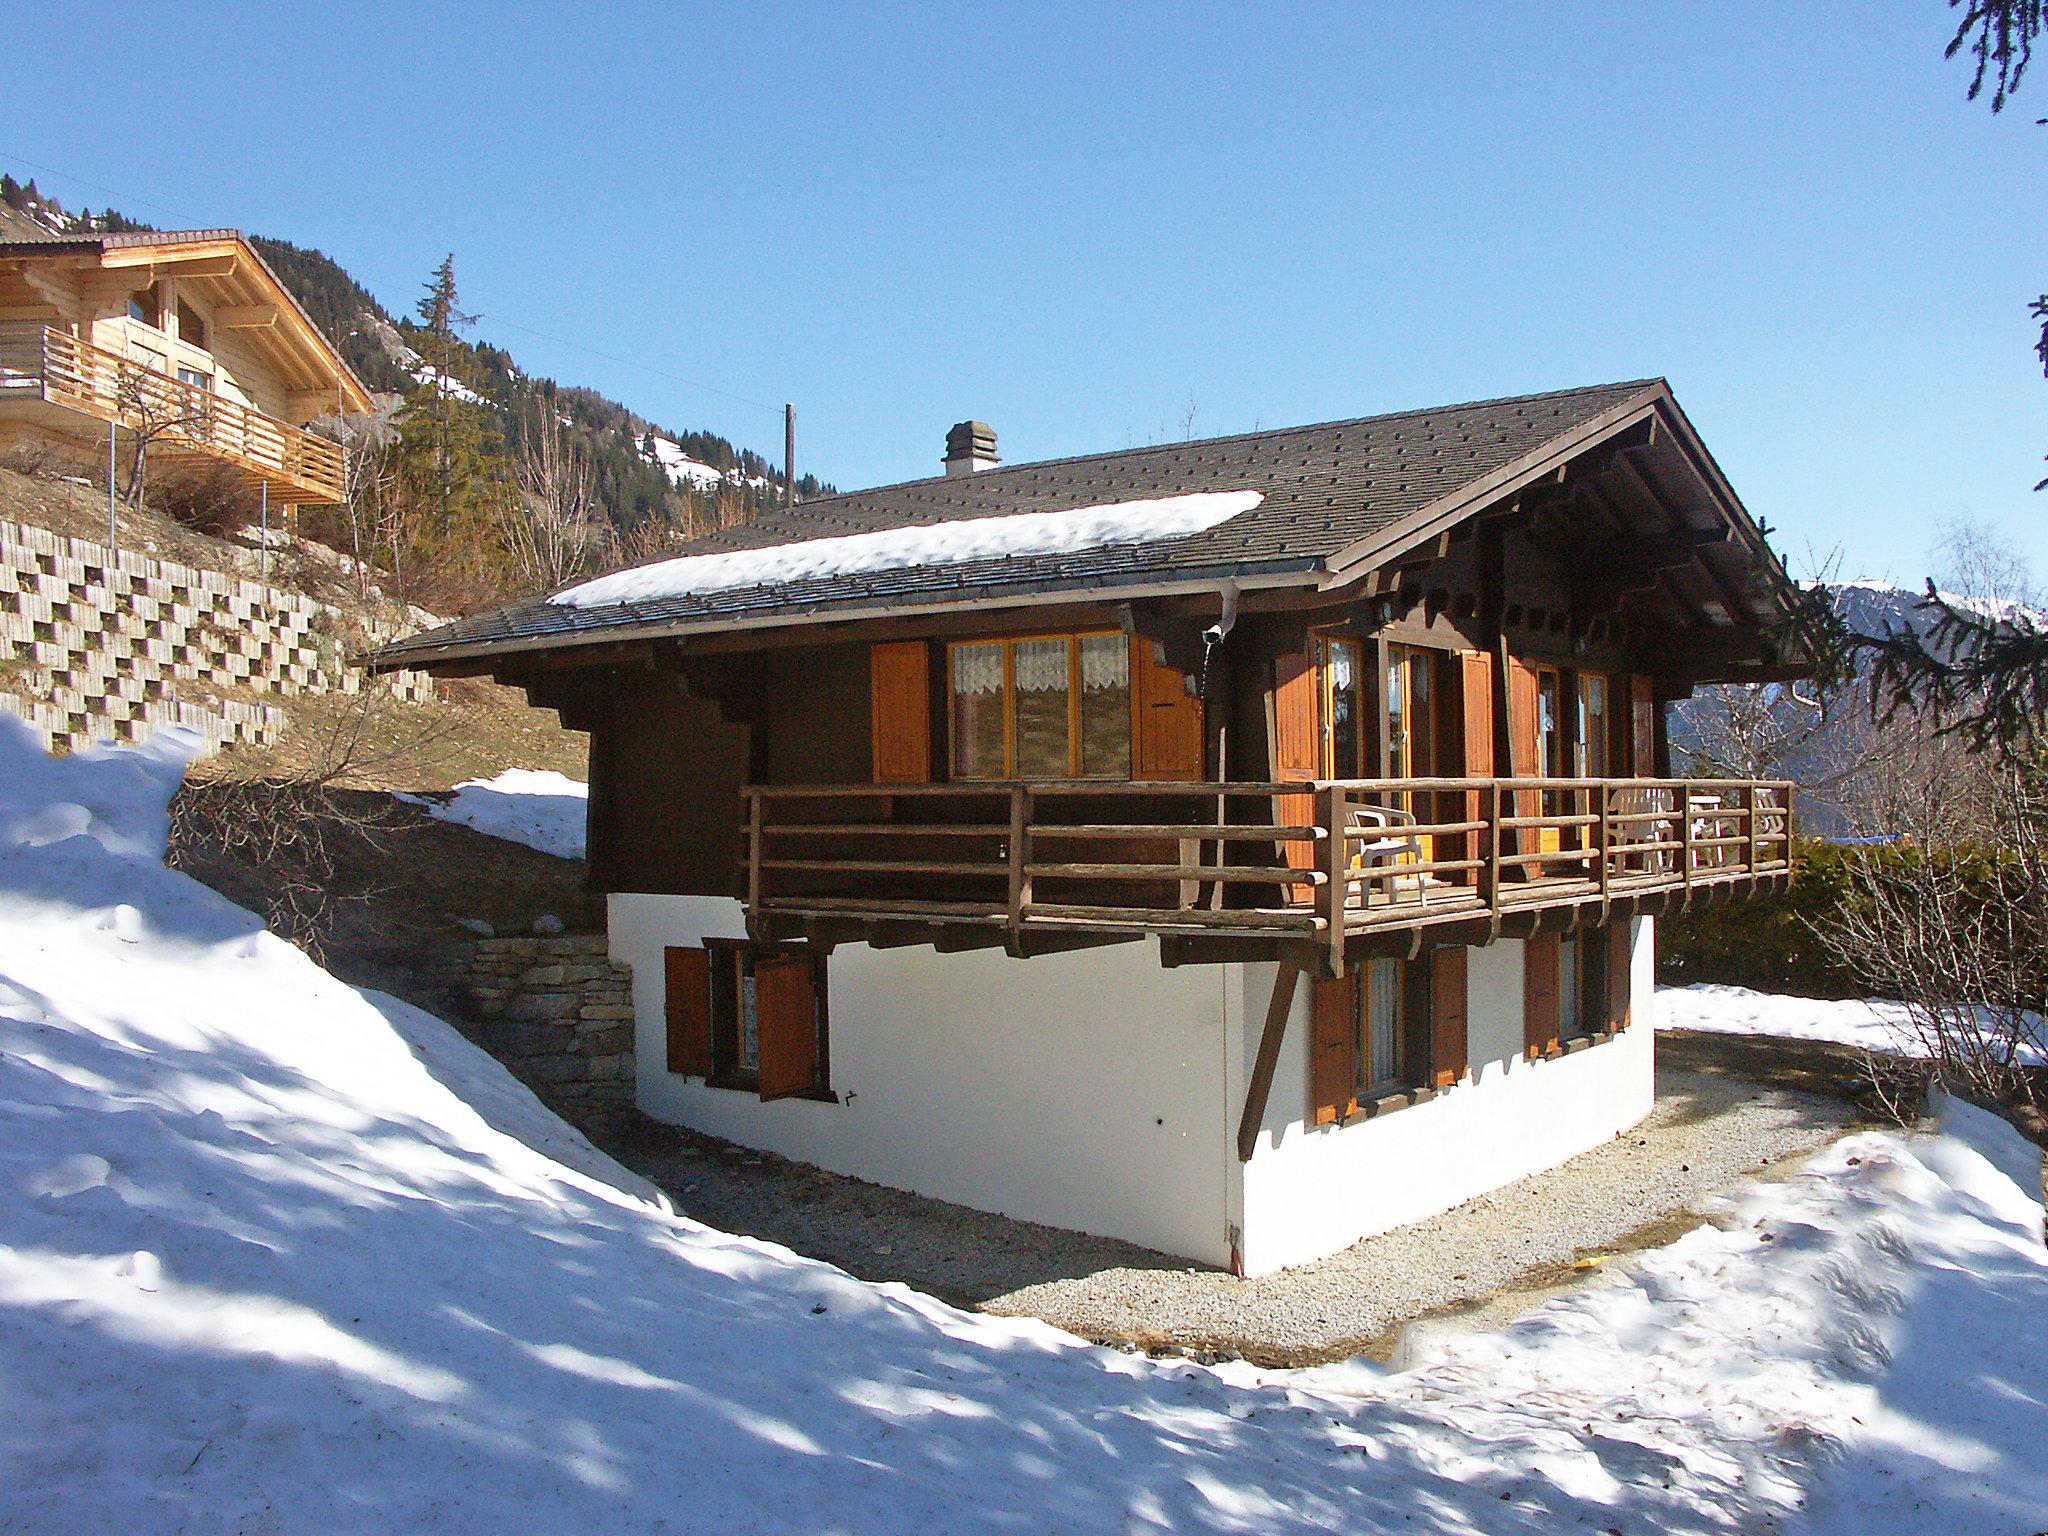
{"left": 870, "top": 641, "right": 932, "bottom": 784}
{"left": 1629, "top": 675, "right": 1656, "bottom": 779}
{"left": 754, "top": 955, "right": 819, "bottom": 1101}
{"left": 1606, "top": 919, "right": 1633, "bottom": 1030}
{"left": 1132, "top": 639, "right": 1205, "bottom": 781}
{"left": 1430, "top": 946, "right": 1469, "bottom": 1088}
{"left": 1271, "top": 642, "right": 1321, "bottom": 884}
{"left": 1459, "top": 651, "right": 1494, "bottom": 877}
{"left": 1523, "top": 934, "right": 1560, "bottom": 1058}
{"left": 1308, "top": 973, "right": 1355, "bottom": 1125}
{"left": 664, "top": 946, "right": 713, "bottom": 1078}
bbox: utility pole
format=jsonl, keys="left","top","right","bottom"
{"left": 784, "top": 402, "right": 796, "bottom": 508}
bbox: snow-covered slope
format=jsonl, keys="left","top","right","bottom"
{"left": 1, "top": 720, "right": 2043, "bottom": 1533}
{"left": 407, "top": 768, "right": 588, "bottom": 860}
{"left": 1662, "top": 982, "right": 2048, "bottom": 1066}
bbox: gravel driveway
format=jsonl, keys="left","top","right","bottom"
{"left": 618, "top": 1058, "right": 1860, "bottom": 1367}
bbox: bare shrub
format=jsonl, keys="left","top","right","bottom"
{"left": 166, "top": 682, "right": 450, "bottom": 961}
{"left": 150, "top": 462, "right": 261, "bottom": 539}
{"left": 1812, "top": 754, "right": 2047, "bottom": 1122}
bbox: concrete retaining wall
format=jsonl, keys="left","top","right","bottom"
{"left": 0, "top": 517, "right": 434, "bottom": 754}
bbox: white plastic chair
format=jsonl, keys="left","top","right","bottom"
{"left": 1347, "top": 803, "right": 1427, "bottom": 908}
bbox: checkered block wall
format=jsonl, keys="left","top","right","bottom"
{"left": 0, "top": 518, "right": 438, "bottom": 755}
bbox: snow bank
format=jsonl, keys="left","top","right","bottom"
{"left": 1660, "top": 982, "right": 2048, "bottom": 1067}
{"left": 408, "top": 768, "right": 588, "bottom": 860}
{"left": 1, "top": 721, "right": 2043, "bottom": 1532}
{"left": 550, "top": 489, "right": 1264, "bottom": 609}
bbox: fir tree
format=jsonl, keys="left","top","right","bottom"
{"left": 392, "top": 256, "right": 512, "bottom": 592}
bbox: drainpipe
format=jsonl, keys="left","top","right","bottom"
{"left": 1202, "top": 581, "right": 1240, "bottom": 783}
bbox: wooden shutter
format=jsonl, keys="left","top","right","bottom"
{"left": 1459, "top": 650, "right": 1493, "bottom": 877}
{"left": 754, "top": 954, "right": 820, "bottom": 1101}
{"left": 1271, "top": 642, "right": 1321, "bottom": 885}
{"left": 1523, "top": 934, "right": 1560, "bottom": 1058}
{"left": 1132, "top": 638, "right": 1205, "bottom": 780}
{"left": 1308, "top": 973, "right": 1355, "bottom": 1125}
{"left": 1430, "top": 946, "right": 1469, "bottom": 1088}
{"left": 664, "top": 946, "right": 713, "bottom": 1078}
{"left": 870, "top": 641, "right": 932, "bottom": 784}
{"left": 1629, "top": 675, "right": 1656, "bottom": 779}
{"left": 1507, "top": 657, "right": 1541, "bottom": 824}
{"left": 1606, "top": 919, "right": 1633, "bottom": 1030}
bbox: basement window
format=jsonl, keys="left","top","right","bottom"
{"left": 665, "top": 940, "right": 831, "bottom": 1101}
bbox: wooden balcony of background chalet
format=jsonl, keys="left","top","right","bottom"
{"left": 742, "top": 776, "right": 1794, "bottom": 971}
{"left": 0, "top": 324, "right": 345, "bottom": 506}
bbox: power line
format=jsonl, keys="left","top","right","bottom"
{"left": 0, "top": 150, "right": 787, "bottom": 420}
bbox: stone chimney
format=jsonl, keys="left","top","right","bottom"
{"left": 943, "top": 420, "right": 999, "bottom": 477}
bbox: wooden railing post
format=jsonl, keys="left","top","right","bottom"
{"left": 1319, "top": 784, "right": 1347, "bottom": 977}
{"left": 1597, "top": 780, "right": 1612, "bottom": 903}
{"left": 1007, "top": 783, "right": 1029, "bottom": 931}
{"left": 1480, "top": 780, "right": 1500, "bottom": 911}
{"left": 1680, "top": 783, "right": 1695, "bottom": 886}
{"left": 1745, "top": 780, "right": 1761, "bottom": 873}
{"left": 746, "top": 789, "right": 765, "bottom": 914}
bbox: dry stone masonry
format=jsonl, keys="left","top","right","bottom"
{"left": 0, "top": 517, "right": 435, "bottom": 754}
{"left": 423, "top": 933, "right": 638, "bottom": 1133}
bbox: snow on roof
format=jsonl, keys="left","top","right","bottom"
{"left": 550, "top": 489, "right": 1265, "bottom": 610}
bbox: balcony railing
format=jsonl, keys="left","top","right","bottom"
{"left": 742, "top": 777, "right": 1793, "bottom": 958}
{"left": 0, "top": 324, "right": 345, "bottom": 505}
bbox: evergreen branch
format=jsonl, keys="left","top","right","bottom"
{"left": 1948, "top": 0, "right": 2045, "bottom": 111}
{"left": 1863, "top": 583, "right": 2048, "bottom": 750}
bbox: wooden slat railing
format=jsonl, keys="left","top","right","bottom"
{"left": 0, "top": 325, "right": 344, "bottom": 504}
{"left": 742, "top": 776, "right": 1794, "bottom": 943}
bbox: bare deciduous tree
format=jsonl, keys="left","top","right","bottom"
{"left": 503, "top": 407, "right": 603, "bottom": 591}
{"left": 116, "top": 366, "right": 215, "bottom": 509}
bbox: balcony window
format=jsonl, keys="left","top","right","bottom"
{"left": 947, "top": 632, "right": 1130, "bottom": 780}
{"left": 175, "top": 297, "right": 207, "bottom": 352}
{"left": 127, "top": 284, "right": 160, "bottom": 328}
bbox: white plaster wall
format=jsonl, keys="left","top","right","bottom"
{"left": 609, "top": 894, "right": 1238, "bottom": 1266}
{"left": 1234, "top": 920, "right": 1657, "bottom": 1276}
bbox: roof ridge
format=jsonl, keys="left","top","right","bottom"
{"left": 783, "top": 377, "right": 1668, "bottom": 513}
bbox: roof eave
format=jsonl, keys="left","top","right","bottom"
{"left": 364, "top": 558, "right": 1330, "bottom": 673}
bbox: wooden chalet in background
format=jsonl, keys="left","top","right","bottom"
{"left": 0, "top": 213, "right": 370, "bottom": 508}
{"left": 372, "top": 379, "right": 1803, "bottom": 1275}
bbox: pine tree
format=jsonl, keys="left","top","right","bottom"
{"left": 391, "top": 255, "right": 512, "bottom": 597}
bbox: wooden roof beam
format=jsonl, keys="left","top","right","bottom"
{"left": 213, "top": 303, "right": 278, "bottom": 329}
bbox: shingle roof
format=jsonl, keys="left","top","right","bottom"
{"left": 374, "top": 378, "right": 1668, "bottom": 668}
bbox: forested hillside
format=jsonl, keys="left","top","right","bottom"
{"left": 0, "top": 174, "right": 829, "bottom": 607}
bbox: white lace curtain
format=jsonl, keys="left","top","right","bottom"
{"left": 1079, "top": 634, "right": 1128, "bottom": 693}
{"left": 953, "top": 642, "right": 1004, "bottom": 696}
{"left": 1013, "top": 639, "right": 1068, "bottom": 693}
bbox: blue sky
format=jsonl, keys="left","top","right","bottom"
{"left": 6, "top": 3, "right": 2041, "bottom": 581}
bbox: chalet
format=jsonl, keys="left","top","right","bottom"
{"left": 0, "top": 216, "right": 371, "bottom": 510}
{"left": 370, "top": 382, "right": 1802, "bottom": 1276}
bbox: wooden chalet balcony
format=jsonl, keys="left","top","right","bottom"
{"left": 0, "top": 325, "right": 345, "bottom": 506}
{"left": 743, "top": 777, "right": 1793, "bottom": 964}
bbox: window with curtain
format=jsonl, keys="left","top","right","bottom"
{"left": 948, "top": 633, "right": 1131, "bottom": 779}
{"left": 1323, "top": 638, "right": 1363, "bottom": 776}
{"left": 1580, "top": 674, "right": 1610, "bottom": 778}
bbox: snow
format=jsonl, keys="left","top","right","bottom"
{"left": 1, "top": 721, "right": 2044, "bottom": 1532}
{"left": 643, "top": 435, "right": 725, "bottom": 491}
{"left": 406, "top": 768, "right": 588, "bottom": 860}
{"left": 1660, "top": 983, "right": 2048, "bottom": 1067}
{"left": 550, "top": 489, "right": 1266, "bottom": 609}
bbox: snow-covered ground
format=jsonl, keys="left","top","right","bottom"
{"left": 2, "top": 722, "right": 2044, "bottom": 1533}
{"left": 407, "top": 768, "right": 588, "bottom": 860}
{"left": 1664, "top": 982, "right": 2048, "bottom": 1068}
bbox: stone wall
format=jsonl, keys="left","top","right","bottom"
{"left": 0, "top": 517, "right": 436, "bottom": 754}
{"left": 423, "top": 933, "right": 638, "bottom": 1132}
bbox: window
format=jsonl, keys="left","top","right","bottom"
{"left": 1580, "top": 673, "right": 1610, "bottom": 778}
{"left": 127, "top": 284, "right": 159, "bottom": 327}
{"left": 1562, "top": 932, "right": 1609, "bottom": 1042}
{"left": 663, "top": 941, "right": 830, "bottom": 1100}
{"left": 1321, "top": 637, "right": 1364, "bottom": 776}
{"left": 175, "top": 297, "right": 206, "bottom": 352}
{"left": 947, "top": 632, "right": 1130, "bottom": 779}
{"left": 1312, "top": 955, "right": 1431, "bottom": 1121}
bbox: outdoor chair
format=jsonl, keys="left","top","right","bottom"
{"left": 1347, "top": 803, "right": 1427, "bottom": 909}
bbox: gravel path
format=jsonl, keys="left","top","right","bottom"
{"left": 617, "top": 1059, "right": 1859, "bottom": 1367}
